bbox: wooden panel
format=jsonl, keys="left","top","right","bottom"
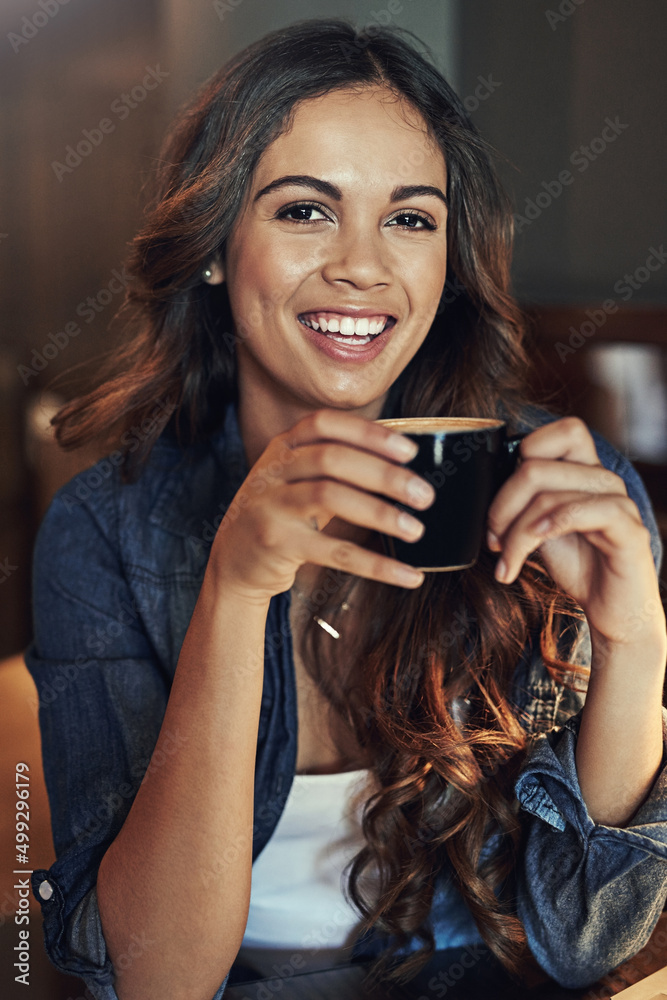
{"left": 527, "top": 306, "right": 667, "bottom": 347}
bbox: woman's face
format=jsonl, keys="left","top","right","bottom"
{"left": 220, "top": 85, "right": 449, "bottom": 425}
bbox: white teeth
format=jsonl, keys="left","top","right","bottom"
{"left": 328, "top": 334, "right": 372, "bottom": 345}
{"left": 299, "top": 314, "right": 391, "bottom": 336}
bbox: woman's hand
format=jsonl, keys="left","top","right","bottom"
{"left": 487, "top": 417, "right": 665, "bottom": 648}
{"left": 209, "top": 409, "right": 434, "bottom": 603}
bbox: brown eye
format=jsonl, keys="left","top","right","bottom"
{"left": 277, "top": 203, "right": 330, "bottom": 223}
{"left": 388, "top": 212, "right": 436, "bottom": 231}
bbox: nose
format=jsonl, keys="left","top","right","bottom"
{"left": 320, "top": 221, "right": 391, "bottom": 290}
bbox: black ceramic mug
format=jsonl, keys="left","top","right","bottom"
{"left": 377, "top": 417, "right": 524, "bottom": 571}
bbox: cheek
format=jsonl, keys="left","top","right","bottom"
{"left": 421, "top": 251, "right": 448, "bottom": 302}
{"left": 265, "top": 231, "right": 322, "bottom": 285}
{"left": 245, "top": 235, "right": 312, "bottom": 299}
{"left": 400, "top": 254, "right": 447, "bottom": 312}
{"left": 226, "top": 250, "right": 276, "bottom": 319}
{"left": 426, "top": 269, "right": 448, "bottom": 309}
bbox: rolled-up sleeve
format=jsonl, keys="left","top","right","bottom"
{"left": 25, "top": 485, "right": 230, "bottom": 999}
{"left": 515, "top": 709, "right": 667, "bottom": 988}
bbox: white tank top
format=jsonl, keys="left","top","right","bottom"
{"left": 237, "top": 768, "right": 376, "bottom": 976}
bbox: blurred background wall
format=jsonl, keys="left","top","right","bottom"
{"left": 0, "top": 3, "right": 665, "bottom": 996}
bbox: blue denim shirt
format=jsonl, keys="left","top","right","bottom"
{"left": 25, "top": 403, "right": 667, "bottom": 998}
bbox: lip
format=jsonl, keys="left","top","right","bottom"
{"left": 297, "top": 314, "right": 397, "bottom": 362}
{"left": 297, "top": 306, "right": 398, "bottom": 321}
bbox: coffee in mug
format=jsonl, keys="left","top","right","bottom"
{"left": 377, "top": 417, "right": 523, "bottom": 571}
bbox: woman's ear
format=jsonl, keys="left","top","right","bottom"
{"left": 202, "top": 258, "right": 225, "bottom": 284}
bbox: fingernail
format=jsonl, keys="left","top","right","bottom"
{"left": 487, "top": 530, "right": 500, "bottom": 551}
{"left": 495, "top": 559, "right": 508, "bottom": 583}
{"left": 398, "top": 511, "right": 425, "bottom": 540}
{"left": 395, "top": 566, "right": 425, "bottom": 587}
{"left": 406, "top": 478, "right": 435, "bottom": 508}
{"left": 534, "top": 517, "right": 551, "bottom": 535}
{"left": 388, "top": 434, "right": 419, "bottom": 461}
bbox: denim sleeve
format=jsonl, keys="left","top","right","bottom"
{"left": 515, "top": 710, "right": 667, "bottom": 988}
{"left": 590, "top": 430, "right": 663, "bottom": 575}
{"left": 25, "top": 487, "right": 230, "bottom": 999}
{"left": 514, "top": 440, "right": 667, "bottom": 989}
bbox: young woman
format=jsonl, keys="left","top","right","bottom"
{"left": 27, "top": 18, "right": 667, "bottom": 1000}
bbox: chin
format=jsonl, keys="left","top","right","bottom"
{"left": 309, "top": 389, "right": 387, "bottom": 414}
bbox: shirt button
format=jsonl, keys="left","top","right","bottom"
{"left": 38, "top": 880, "right": 53, "bottom": 901}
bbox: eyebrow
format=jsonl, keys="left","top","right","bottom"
{"left": 253, "top": 174, "right": 448, "bottom": 207}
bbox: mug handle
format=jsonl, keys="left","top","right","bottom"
{"left": 495, "top": 432, "right": 527, "bottom": 490}
{"left": 504, "top": 433, "right": 526, "bottom": 460}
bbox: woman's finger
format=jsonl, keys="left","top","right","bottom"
{"left": 280, "top": 478, "right": 427, "bottom": 547}
{"left": 518, "top": 415, "right": 601, "bottom": 465}
{"left": 488, "top": 458, "right": 628, "bottom": 542}
{"left": 496, "top": 491, "right": 650, "bottom": 584}
{"left": 297, "top": 526, "right": 425, "bottom": 589}
{"left": 283, "top": 408, "right": 420, "bottom": 464}
{"left": 281, "top": 442, "right": 436, "bottom": 510}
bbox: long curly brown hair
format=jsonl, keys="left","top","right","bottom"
{"left": 52, "top": 17, "right": 587, "bottom": 986}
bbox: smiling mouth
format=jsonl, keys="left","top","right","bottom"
{"left": 298, "top": 312, "right": 396, "bottom": 345}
